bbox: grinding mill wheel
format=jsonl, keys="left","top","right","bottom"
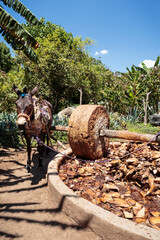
{"left": 68, "top": 105, "right": 110, "bottom": 160}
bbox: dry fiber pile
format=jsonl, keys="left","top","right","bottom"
{"left": 59, "top": 141, "right": 160, "bottom": 230}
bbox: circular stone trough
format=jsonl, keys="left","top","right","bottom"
{"left": 47, "top": 148, "right": 160, "bottom": 240}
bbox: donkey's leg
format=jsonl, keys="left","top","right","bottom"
{"left": 26, "top": 137, "right": 31, "bottom": 172}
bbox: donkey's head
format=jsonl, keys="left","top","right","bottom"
{"left": 13, "top": 84, "right": 39, "bottom": 131}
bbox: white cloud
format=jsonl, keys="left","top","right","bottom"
{"left": 139, "top": 59, "right": 155, "bottom": 68}
{"left": 95, "top": 49, "right": 109, "bottom": 56}
{"left": 100, "top": 49, "right": 108, "bottom": 55}
{"left": 95, "top": 51, "right": 99, "bottom": 56}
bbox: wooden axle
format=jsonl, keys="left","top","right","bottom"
{"left": 100, "top": 129, "right": 159, "bottom": 143}
{"left": 50, "top": 125, "right": 69, "bottom": 132}
{"left": 51, "top": 125, "right": 159, "bottom": 144}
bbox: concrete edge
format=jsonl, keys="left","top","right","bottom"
{"left": 47, "top": 148, "right": 160, "bottom": 240}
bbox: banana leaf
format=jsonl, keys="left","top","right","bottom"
{"left": 0, "top": 26, "right": 39, "bottom": 63}
{"left": 0, "top": 1, "right": 40, "bottom": 63}
{"left": 0, "top": 0, "right": 41, "bottom": 25}
{"left": 154, "top": 56, "right": 160, "bottom": 67}
{"left": 0, "top": 6, "right": 39, "bottom": 49}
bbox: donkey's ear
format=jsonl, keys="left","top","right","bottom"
{"left": 30, "top": 84, "right": 40, "bottom": 96}
{"left": 23, "top": 87, "right": 28, "bottom": 94}
{"left": 13, "top": 84, "right": 22, "bottom": 96}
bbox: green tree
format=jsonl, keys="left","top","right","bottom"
{"left": 0, "top": 67, "right": 24, "bottom": 112}
{"left": 14, "top": 20, "right": 111, "bottom": 112}
{"left": 0, "top": 41, "right": 13, "bottom": 72}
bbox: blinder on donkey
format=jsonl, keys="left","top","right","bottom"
{"left": 13, "top": 84, "right": 53, "bottom": 172}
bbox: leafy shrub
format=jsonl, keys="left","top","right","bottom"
{"left": 109, "top": 107, "right": 143, "bottom": 130}
{"left": 109, "top": 112, "right": 127, "bottom": 130}
{"left": 52, "top": 115, "right": 69, "bottom": 127}
{"left": 0, "top": 112, "right": 21, "bottom": 148}
{"left": 125, "top": 107, "right": 143, "bottom": 124}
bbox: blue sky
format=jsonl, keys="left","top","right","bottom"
{"left": 0, "top": 0, "right": 160, "bottom": 72}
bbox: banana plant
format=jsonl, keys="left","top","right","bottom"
{"left": 0, "top": 0, "right": 41, "bottom": 63}
{"left": 119, "top": 65, "right": 144, "bottom": 112}
{"left": 133, "top": 56, "right": 160, "bottom": 113}
{"left": 133, "top": 56, "right": 160, "bottom": 75}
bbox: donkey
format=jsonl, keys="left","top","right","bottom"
{"left": 13, "top": 84, "right": 53, "bottom": 172}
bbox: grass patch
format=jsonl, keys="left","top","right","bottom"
{"left": 126, "top": 123, "right": 159, "bottom": 135}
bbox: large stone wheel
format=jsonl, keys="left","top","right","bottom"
{"left": 68, "top": 105, "right": 110, "bottom": 159}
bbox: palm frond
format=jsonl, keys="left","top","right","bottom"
{"left": 141, "top": 62, "right": 149, "bottom": 72}
{"left": 154, "top": 56, "right": 160, "bottom": 67}
{"left": 0, "top": 6, "right": 39, "bottom": 49}
{"left": 133, "top": 65, "right": 147, "bottom": 74}
{"left": 0, "top": 25, "right": 39, "bottom": 63}
{"left": 0, "top": 0, "right": 41, "bottom": 26}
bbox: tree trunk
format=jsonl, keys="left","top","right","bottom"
{"left": 79, "top": 88, "right": 82, "bottom": 105}
{"left": 143, "top": 91, "right": 151, "bottom": 126}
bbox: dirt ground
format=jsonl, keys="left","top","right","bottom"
{"left": 0, "top": 147, "right": 101, "bottom": 240}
